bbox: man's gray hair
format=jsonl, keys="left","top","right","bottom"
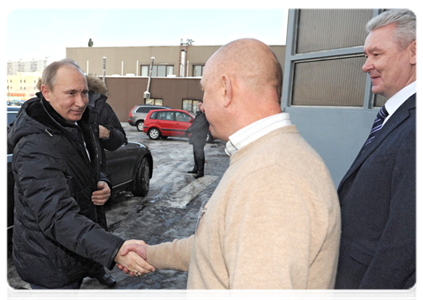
{"left": 42, "top": 59, "right": 85, "bottom": 91}
{"left": 366, "top": 9, "right": 416, "bottom": 50}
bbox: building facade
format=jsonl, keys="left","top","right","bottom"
{"left": 66, "top": 44, "right": 286, "bottom": 122}
{"left": 67, "top": 43, "right": 286, "bottom": 78}
{"left": 7, "top": 72, "right": 41, "bottom": 101}
{"left": 7, "top": 59, "right": 49, "bottom": 75}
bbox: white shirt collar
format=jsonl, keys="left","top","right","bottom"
{"left": 225, "top": 112, "right": 292, "bottom": 156}
{"left": 383, "top": 81, "right": 416, "bottom": 125}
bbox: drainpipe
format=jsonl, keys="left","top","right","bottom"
{"left": 102, "top": 57, "right": 106, "bottom": 84}
{"left": 180, "top": 49, "right": 186, "bottom": 77}
{"left": 144, "top": 57, "right": 155, "bottom": 100}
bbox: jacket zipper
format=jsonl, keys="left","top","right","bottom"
{"left": 44, "top": 129, "right": 53, "bottom": 137}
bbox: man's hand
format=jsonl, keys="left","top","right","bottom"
{"left": 115, "top": 240, "right": 155, "bottom": 276}
{"left": 116, "top": 241, "right": 151, "bottom": 276}
{"left": 92, "top": 181, "right": 111, "bottom": 206}
{"left": 99, "top": 125, "right": 110, "bottom": 139}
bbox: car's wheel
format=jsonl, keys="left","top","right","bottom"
{"left": 133, "top": 157, "right": 150, "bottom": 197}
{"left": 136, "top": 121, "right": 144, "bottom": 132}
{"left": 148, "top": 128, "right": 161, "bottom": 140}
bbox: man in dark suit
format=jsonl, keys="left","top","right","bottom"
{"left": 186, "top": 101, "right": 210, "bottom": 179}
{"left": 335, "top": 9, "right": 416, "bottom": 289}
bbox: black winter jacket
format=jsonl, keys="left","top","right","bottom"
{"left": 186, "top": 111, "right": 209, "bottom": 147}
{"left": 88, "top": 91, "right": 126, "bottom": 177}
{"left": 8, "top": 96, "right": 124, "bottom": 288}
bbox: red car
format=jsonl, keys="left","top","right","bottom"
{"left": 143, "top": 109, "right": 195, "bottom": 140}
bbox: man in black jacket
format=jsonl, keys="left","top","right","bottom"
{"left": 186, "top": 101, "right": 209, "bottom": 179}
{"left": 8, "top": 59, "right": 154, "bottom": 289}
{"left": 85, "top": 75, "right": 127, "bottom": 287}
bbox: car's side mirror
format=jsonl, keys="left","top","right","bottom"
{"left": 189, "top": 119, "right": 194, "bottom": 123}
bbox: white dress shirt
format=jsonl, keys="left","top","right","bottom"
{"left": 225, "top": 112, "right": 292, "bottom": 156}
{"left": 383, "top": 81, "right": 416, "bottom": 126}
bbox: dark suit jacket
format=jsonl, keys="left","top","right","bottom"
{"left": 335, "top": 94, "right": 416, "bottom": 289}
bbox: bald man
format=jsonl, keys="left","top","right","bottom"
{"left": 120, "top": 39, "right": 341, "bottom": 289}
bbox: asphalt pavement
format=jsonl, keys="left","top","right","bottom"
{"left": 7, "top": 123, "right": 229, "bottom": 291}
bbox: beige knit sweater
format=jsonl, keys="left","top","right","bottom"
{"left": 148, "top": 125, "right": 341, "bottom": 289}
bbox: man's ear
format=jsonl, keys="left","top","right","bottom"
{"left": 221, "top": 75, "right": 232, "bottom": 108}
{"left": 41, "top": 85, "right": 50, "bottom": 102}
{"left": 409, "top": 40, "right": 416, "bottom": 65}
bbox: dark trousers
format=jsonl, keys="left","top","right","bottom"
{"left": 192, "top": 143, "right": 205, "bottom": 175}
{"left": 30, "top": 280, "right": 82, "bottom": 300}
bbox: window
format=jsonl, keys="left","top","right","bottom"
{"left": 141, "top": 66, "right": 149, "bottom": 76}
{"left": 282, "top": 9, "right": 378, "bottom": 108}
{"left": 175, "top": 112, "right": 192, "bottom": 122}
{"left": 182, "top": 99, "right": 201, "bottom": 114}
{"left": 137, "top": 107, "right": 151, "bottom": 113}
{"left": 150, "top": 111, "right": 159, "bottom": 119}
{"left": 156, "top": 111, "right": 174, "bottom": 121}
{"left": 141, "top": 65, "right": 174, "bottom": 77}
{"left": 291, "top": 56, "right": 367, "bottom": 106}
{"left": 145, "top": 98, "right": 163, "bottom": 106}
{"left": 296, "top": 9, "right": 373, "bottom": 54}
{"left": 193, "top": 65, "right": 205, "bottom": 77}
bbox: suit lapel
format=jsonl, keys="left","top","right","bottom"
{"left": 338, "top": 94, "right": 416, "bottom": 190}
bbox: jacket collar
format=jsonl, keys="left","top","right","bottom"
{"left": 338, "top": 93, "right": 416, "bottom": 190}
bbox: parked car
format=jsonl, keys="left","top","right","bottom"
{"left": 7, "top": 107, "right": 153, "bottom": 230}
{"left": 143, "top": 109, "right": 196, "bottom": 140}
{"left": 7, "top": 106, "right": 19, "bottom": 230}
{"left": 128, "top": 104, "right": 170, "bottom": 131}
{"left": 7, "top": 100, "right": 25, "bottom": 106}
{"left": 143, "top": 109, "right": 215, "bottom": 142}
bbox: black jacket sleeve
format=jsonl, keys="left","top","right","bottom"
{"left": 99, "top": 102, "right": 126, "bottom": 151}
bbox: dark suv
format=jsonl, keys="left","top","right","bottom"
{"left": 128, "top": 105, "right": 170, "bottom": 131}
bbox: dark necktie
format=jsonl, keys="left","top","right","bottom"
{"left": 363, "top": 105, "right": 389, "bottom": 148}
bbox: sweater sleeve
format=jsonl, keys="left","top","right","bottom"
{"left": 147, "top": 235, "right": 194, "bottom": 272}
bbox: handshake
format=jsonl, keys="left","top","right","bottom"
{"left": 114, "top": 240, "right": 154, "bottom": 276}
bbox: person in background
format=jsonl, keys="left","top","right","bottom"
{"left": 84, "top": 75, "right": 127, "bottom": 287}
{"left": 186, "top": 100, "right": 209, "bottom": 179}
{"left": 8, "top": 59, "right": 154, "bottom": 289}
{"left": 335, "top": 9, "right": 416, "bottom": 289}
{"left": 86, "top": 75, "right": 126, "bottom": 176}
{"left": 118, "top": 38, "right": 341, "bottom": 289}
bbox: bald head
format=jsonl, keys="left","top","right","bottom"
{"left": 206, "top": 38, "right": 283, "bottom": 99}
{"left": 201, "top": 39, "right": 283, "bottom": 141}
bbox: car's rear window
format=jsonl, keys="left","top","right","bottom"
{"left": 137, "top": 107, "right": 150, "bottom": 113}
{"left": 137, "top": 106, "right": 167, "bottom": 113}
{"left": 150, "top": 111, "right": 158, "bottom": 119}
